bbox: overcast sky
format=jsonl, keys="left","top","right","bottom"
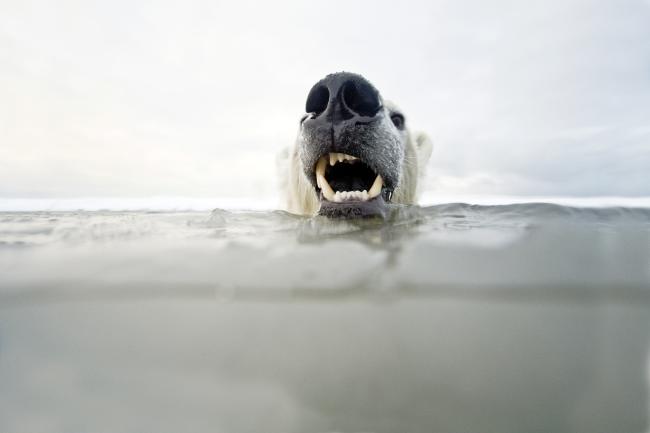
{"left": 1, "top": 0, "right": 649, "bottom": 202}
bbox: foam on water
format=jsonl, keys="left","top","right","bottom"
{"left": 0, "top": 203, "right": 649, "bottom": 433}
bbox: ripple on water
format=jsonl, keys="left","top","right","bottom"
{"left": 0, "top": 203, "right": 648, "bottom": 302}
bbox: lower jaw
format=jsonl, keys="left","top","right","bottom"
{"left": 317, "top": 194, "right": 388, "bottom": 219}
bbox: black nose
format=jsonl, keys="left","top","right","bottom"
{"left": 305, "top": 72, "right": 382, "bottom": 121}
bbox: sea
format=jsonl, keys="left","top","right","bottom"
{"left": 0, "top": 198, "right": 649, "bottom": 433}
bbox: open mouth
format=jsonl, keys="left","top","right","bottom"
{"left": 315, "top": 153, "right": 383, "bottom": 203}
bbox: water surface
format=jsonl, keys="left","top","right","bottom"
{"left": 1, "top": 203, "right": 649, "bottom": 433}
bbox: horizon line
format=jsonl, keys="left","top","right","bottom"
{"left": 2, "top": 194, "right": 650, "bottom": 211}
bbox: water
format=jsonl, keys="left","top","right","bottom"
{"left": 1, "top": 203, "right": 649, "bottom": 433}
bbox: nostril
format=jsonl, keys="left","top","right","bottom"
{"left": 305, "top": 85, "right": 329, "bottom": 115}
{"left": 342, "top": 80, "right": 381, "bottom": 117}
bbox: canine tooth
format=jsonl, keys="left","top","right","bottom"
{"left": 329, "top": 153, "right": 336, "bottom": 166}
{"left": 320, "top": 177, "right": 335, "bottom": 201}
{"left": 319, "top": 174, "right": 335, "bottom": 199}
{"left": 316, "top": 156, "right": 327, "bottom": 177}
{"left": 367, "top": 175, "right": 383, "bottom": 199}
{"left": 315, "top": 157, "right": 336, "bottom": 202}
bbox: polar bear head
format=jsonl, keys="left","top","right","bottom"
{"left": 281, "top": 72, "right": 432, "bottom": 217}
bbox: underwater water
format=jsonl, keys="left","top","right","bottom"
{"left": 0, "top": 203, "right": 649, "bottom": 433}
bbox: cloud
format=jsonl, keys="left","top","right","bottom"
{"left": 0, "top": 0, "right": 648, "bottom": 199}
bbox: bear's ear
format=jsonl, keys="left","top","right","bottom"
{"left": 413, "top": 132, "right": 433, "bottom": 172}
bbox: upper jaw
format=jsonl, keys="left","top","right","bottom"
{"left": 314, "top": 152, "right": 386, "bottom": 204}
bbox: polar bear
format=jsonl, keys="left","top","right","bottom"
{"left": 279, "top": 72, "right": 432, "bottom": 217}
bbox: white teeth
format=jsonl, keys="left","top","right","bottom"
{"left": 314, "top": 154, "right": 384, "bottom": 203}
{"left": 330, "top": 190, "right": 372, "bottom": 203}
{"left": 315, "top": 156, "right": 336, "bottom": 202}
{"left": 328, "top": 152, "right": 358, "bottom": 166}
{"left": 367, "top": 175, "right": 383, "bottom": 199}
{"left": 315, "top": 156, "right": 327, "bottom": 178}
{"left": 320, "top": 178, "right": 335, "bottom": 201}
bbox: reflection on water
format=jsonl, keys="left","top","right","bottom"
{"left": 0, "top": 204, "right": 649, "bottom": 433}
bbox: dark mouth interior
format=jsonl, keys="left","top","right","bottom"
{"left": 325, "top": 161, "right": 377, "bottom": 192}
